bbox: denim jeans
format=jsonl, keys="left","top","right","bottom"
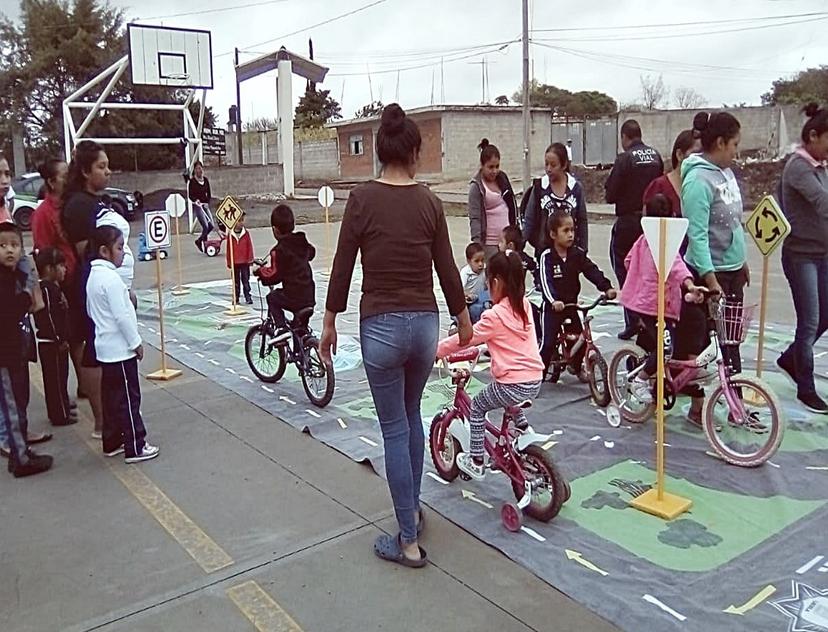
{"left": 467, "top": 288, "right": 491, "bottom": 324}
{"left": 780, "top": 251, "right": 828, "bottom": 396}
{"left": 360, "top": 311, "right": 439, "bottom": 544}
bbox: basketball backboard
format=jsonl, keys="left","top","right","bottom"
{"left": 128, "top": 24, "right": 213, "bottom": 89}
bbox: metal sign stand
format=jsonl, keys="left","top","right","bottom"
{"left": 166, "top": 193, "right": 190, "bottom": 297}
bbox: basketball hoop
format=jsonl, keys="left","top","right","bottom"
{"left": 164, "top": 73, "right": 190, "bottom": 82}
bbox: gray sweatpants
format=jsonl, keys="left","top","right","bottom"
{"left": 469, "top": 380, "right": 541, "bottom": 458}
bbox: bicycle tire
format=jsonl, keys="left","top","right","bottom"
{"left": 702, "top": 376, "right": 784, "bottom": 467}
{"left": 428, "top": 413, "right": 460, "bottom": 481}
{"left": 300, "top": 337, "right": 335, "bottom": 407}
{"left": 511, "top": 445, "right": 567, "bottom": 523}
{"left": 607, "top": 345, "right": 654, "bottom": 424}
{"left": 245, "top": 324, "right": 286, "bottom": 383}
{"left": 587, "top": 349, "right": 611, "bottom": 407}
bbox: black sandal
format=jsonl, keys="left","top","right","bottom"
{"left": 373, "top": 533, "right": 427, "bottom": 568}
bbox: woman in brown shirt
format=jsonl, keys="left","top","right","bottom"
{"left": 321, "top": 104, "right": 472, "bottom": 567}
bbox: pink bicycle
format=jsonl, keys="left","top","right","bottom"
{"left": 607, "top": 295, "right": 783, "bottom": 467}
{"left": 429, "top": 347, "right": 570, "bottom": 531}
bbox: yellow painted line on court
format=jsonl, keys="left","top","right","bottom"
{"left": 227, "top": 580, "right": 304, "bottom": 632}
{"left": 30, "top": 372, "right": 234, "bottom": 574}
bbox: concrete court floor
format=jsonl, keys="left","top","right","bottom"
{"left": 1, "top": 214, "right": 793, "bottom": 632}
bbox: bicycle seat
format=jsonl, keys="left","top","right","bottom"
{"left": 446, "top": 347, "right": 479, "bottom": 364}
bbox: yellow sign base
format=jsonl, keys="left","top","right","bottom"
{"left": 146, "top": 368, "right": 183, "bottom": 381}
{"left": 171, "top": 287, "right": 190, "bottom": 296}
{"left": 224, "top": 305, "right": 246, "bottom": 316}
{"left": 629, "top": 488, "right": 693, "bottom": 520}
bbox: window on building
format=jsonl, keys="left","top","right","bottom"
{"left": 349, "top": 134, "right": 364, "bottom": 156}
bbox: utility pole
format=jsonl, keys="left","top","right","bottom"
{"left": 234, "top": 47, "right": 243, "bottom": 165}
{"left": 521, "top": 0, "right": 530, "bottom": 189}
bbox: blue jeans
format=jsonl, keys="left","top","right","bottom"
{"left": 467, "top": 288, "right": 491, "bottom": 324}
{"left": 780, "top": 252, "right": 828, "bottom": 396}
{"left": 360, "top": 311, "right": 439, "bottom": 544}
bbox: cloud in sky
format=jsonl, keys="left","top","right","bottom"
{"left": 5, "top": 0, "right": 827, "bottom": 127}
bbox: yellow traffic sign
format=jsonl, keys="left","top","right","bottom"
{"left": 215, "top": 196, "right": 243, "bottom": 230}
{"left": 746, "top": 195, "right": 790, "bottom": 257}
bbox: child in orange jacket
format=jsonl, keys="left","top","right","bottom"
{"left": 225, "top": 212, "right": 254, "bottom": 304}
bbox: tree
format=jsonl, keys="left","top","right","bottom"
{"left": 495, "top": 94, "right": 509, "bottom": 105}
{"left": 512, "top": 80, "right": 617, "bottom": 117}
{"left": 354, "top": 100, "right": 384, "bottom": 119}
{"left": 639, "top": 74, "right": 670, "bottom": 110}
{"left": 295, "top": 87, "right": 342, "bottom": 128}
{"left": 762, "top": 66, "right": 828, "bottom": 105}
{"left": 244, "top": 117, "right": 278, "bottom": 132}
{"left": 674, "top": 87, "right": 706, "bottom": 109}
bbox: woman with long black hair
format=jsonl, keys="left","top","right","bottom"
{"left": 468, "top": 139, "right": 517, "bottom": 260}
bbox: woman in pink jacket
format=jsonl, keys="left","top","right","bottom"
{"left": 437, "top": 250, "right": 544, "bottom": 481}
{"left": 620, "top": 194, "right": 706, "bottom": 414}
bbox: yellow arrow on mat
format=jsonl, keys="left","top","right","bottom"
{"left": 461, "top": 489, "right": 493, "bottom": 509}
{"left": 724, "top": 585, "right": 776, "bottom": 616}
{"left": 565, "top": 549, "right": 608, "bottom": 576}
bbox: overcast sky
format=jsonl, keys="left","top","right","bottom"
{"left": 4, "top": 0, "right": 828, "bottom": 129}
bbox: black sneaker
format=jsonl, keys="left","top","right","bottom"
{"left": 776, "top": 353, "right": 797, "bottom": 386}
{"left": 10, "top": 453, "right": 53, "bottom": 478}
{"left": 798, "top": 392, "right": 828, "bottom": 414}
{"left": 618, "top": 324, "right": 638, "bottom": 341}
{"left": 194, "top": 239, "right": 203, "bottom": 253}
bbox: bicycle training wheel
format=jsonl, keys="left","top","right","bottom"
{"left": 245, "top": 324, "right": 286, "bottom": 383}
{"left": 702, "top": 376, "right": 783, "bottom": 467}
{"left": 511, "top": 445, "right": 567, "bottom": 522}
{"left": 607, "top": 345, "right": 654, "bottom": 424}
{"left": 587, "top": 349, "right": 611, "bottom": 407}
{"left": 300, "top": 337, "right": 335, "bottom": 407}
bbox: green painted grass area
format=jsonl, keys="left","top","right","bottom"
{"left": 561, "top": 460, "right": 824, "bottom": 572}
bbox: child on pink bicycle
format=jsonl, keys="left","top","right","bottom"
{"left": 436, "top": 251, "right": 544, "bottom": 480}
{"left": 621, "top": 193, "right": 706, "bottom": 412}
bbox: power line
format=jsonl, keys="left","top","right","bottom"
{"left": 530, "top": 11, "right": 828, "bottom": 32}
{"left": 138, "top": 0, "right": 291, "bottom": 21}
{"left": 218, "top": 0, "right": 388, "bottom": 58}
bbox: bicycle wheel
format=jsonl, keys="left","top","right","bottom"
{"left": 245, "top": 324, "right": 286, "bottom": 383}
{"left": 607, "top": 345, "right": 654, "bottom": 423}
{"left": 511, "top": 445, "right": 567, "bottom": 522}
{"left": 300, "top": 337, "right": 335, "bottom": 407}
{"left": 587, "top": 349, "right": 611, "bottom": 407}
{"left": 428, "top": 413, "right": 460, "bottom": 481}
{"left": 702, "top": 376, "right": 784, "bottom": 467}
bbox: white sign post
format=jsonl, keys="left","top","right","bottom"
{"left": 318, "top": 185, "right": 335, "bottom": 273}
{"left": 143, "top": 210, "right": 181, "bottom": 381}
{"left": 630, "top": 216, "right": 691, "bottom": 520}
{"left": 165, "top": 194, "right": 189, "bottom": 296}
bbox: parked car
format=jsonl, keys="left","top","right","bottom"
{"left": 11, "top": 173, "right": 141, "bottom": 225}
{"left": 7, "top": 188, "right": 39, "bottom": 230}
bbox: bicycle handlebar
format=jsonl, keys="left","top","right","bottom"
{"left": 560, "top": 294, "right": 616, "bottom": 312}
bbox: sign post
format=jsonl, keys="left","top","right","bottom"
{"left": 317, "top": 185, "right": 334, "bottom": 273}
{"left": 143, "top": 210, "right": 182, "bottom": 381}
{"left": 745, "top": 195, "right": 790, "bottom": 379}
{"left": 166, "top": 193, "right": 189, "bottom": 296}
{"left": 215, "top": 196, "right": 245, "bottom": 316}
{"left": 630, "top": 216, "right": 692, "bottom": 520}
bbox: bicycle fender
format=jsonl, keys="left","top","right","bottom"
{"left": 516, "top": 427, "right": 553, "bottom": 451}
{"left": 448, "top": 417, "right": 471, "bottom": 453}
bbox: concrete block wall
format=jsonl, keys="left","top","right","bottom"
{"left": 294, "top": 139, "right": 339, "bottom": 182}
{"left": 442, "top": 110, "right": 551, "bottom": 184}
{"left": 109, "top": 164, "right": 285, "bottom": 198}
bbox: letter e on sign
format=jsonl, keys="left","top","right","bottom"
{"left": 144, "top": 210, "right": 172, "bottom": 249}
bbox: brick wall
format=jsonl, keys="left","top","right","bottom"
{"left": 442, "top": 110, "right": 551, "bottom": 183}
{"left": 416, "top": 116, "right": 443, "bottom": 177}
{"left": 109, "top": 163, "right": 285, "bottom": 197}
{"left": 294, "top": 139, "right": 339, "bottom": 182}
{"left": 338, "top": 126, "right": 375, "bottom": 178}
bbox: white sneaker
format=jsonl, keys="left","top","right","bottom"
{"left": 631, "top": 377, "right": 653, "bottom": 403}
{"left": 273, "top": 329, "right": 291, "bottom": 343}
{"left": 457, "top": 453, "right": 486, "bottom": 480}
{"left": 104, "top": 445, "right": 125, "bottom": 458}
{"left": 125, "top": 444, "right": 160, "bottom": 463}
{"left": 91, "top": 431, "right": 102, "bottom": 440}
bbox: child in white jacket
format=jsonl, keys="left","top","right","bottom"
{"left": 86, "top": 226, "right": 159, "bottom": 463}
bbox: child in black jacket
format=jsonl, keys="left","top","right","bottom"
{"left": 538, "top": 212, "right": 616, "bottom": 380}
{"left": 34, "top": 248, "right": 77, "bottom": 427}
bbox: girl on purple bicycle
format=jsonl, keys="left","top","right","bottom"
{"left": 436, "top": 251, "right": 544, "bottom": 480}
{"left": 621, "top": 193, "right": 706, "bottom": 415}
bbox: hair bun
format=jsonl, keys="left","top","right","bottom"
{"left": 380, "top": 103, "right": 406, "bottom": 134}
{"left": 478, "top": 138, "right": 490, "bottom": 151}
{"left": 803, "top": 102, "right": 822, "bottom": 119}
{"left": 692, "top": 112, "right": 710, "bottom": 132}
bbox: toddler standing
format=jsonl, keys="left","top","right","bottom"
{"left": 226, "top": 212, "right": 254, "bottom": 304}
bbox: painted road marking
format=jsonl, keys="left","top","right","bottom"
{"left": 179, "top": 343, "right": 191, "bottom": 350}
{"left": 359, "top": 436, "right": 378, "bottom": 447}
{"left": 542, "top": 441, "right": 557, "bottom": 451}
{"left": 29, "top": 373, "right": 234, "bottom": 574}
{"left": 305, "top": 409, "right": 321, "bottom": 418}
{"left": 337, "top": 418, "right": 347, "bottom": 429}
{"left": 227, "top": 580, "right": 304, "bottom": 632}
{"left": 195, "top": 352, "right": 205, "bottom": 358}
{"left": 240, "top": 376, "right": 253, "bottom": 383}
{"left": 520, "top": 526, "right": 546, "bottom": 542}
{"left": 724, "top": 585, "right": 776, "bottom": 616}
{"left": 208, "top": 359, "right": 220, "bottom": 366}
{"left": 806, "top": 466, "right": 828, "bottom": 471}
{"left": 797, "top": 555, "right": 825, "bottom": 574}
{"left": 461, "top": 489, "right": 493, "bottom": 509}
{"left": 642, "top": 594, "right": 686, "bottom": 622}
{"left": 225, "top": 368, "right": 237, "bottom": 375}
{"left": 261, "top": 385, "right": 274, "bottom": 393}
{"left": 426, "top": 472, "right": 449, "bottom": 485}
{"left": 565, "top": 549, "right": 608, "bottom": 576}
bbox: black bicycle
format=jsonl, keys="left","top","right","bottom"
{"left": 244, "top": 284, "right": 335, "bottom": 408}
